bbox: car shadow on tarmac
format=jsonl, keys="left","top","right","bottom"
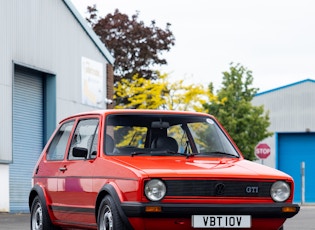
{"left": 1, "top": 205, "right": 314, "bottom": 230}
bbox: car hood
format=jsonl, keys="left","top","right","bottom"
{"left": 110, "top": 156, "right": 292, "bottom": 180}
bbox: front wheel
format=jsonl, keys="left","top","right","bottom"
{"left": 97, "top": 195, "right": 127, "bottom": 230}
{"left": 30, "top": 195, "right": 57, "bottom": 230}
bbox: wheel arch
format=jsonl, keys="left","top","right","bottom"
{"left": 29, "top": 184, "right": 54, "bottom": 223}
{"left": 95, "top": 183, "right": 133, "bottom": 229}
{"left": 29, "top": 184, "right": 48, "bottom": 211}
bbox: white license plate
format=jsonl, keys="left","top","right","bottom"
{"left": 192, "top": 215, "right": 251, "bottom": 228}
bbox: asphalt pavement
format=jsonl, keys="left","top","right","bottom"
{"left": 0, "top": 212, "right": 29, "bottom": 230}
{"left": 0, "top": 205, "right": 314, "bottom": 230}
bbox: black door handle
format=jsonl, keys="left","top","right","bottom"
{"left": 59, "top": 166, "right": 67, "bottom": 172}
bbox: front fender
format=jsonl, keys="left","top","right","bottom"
{"left": 96, "top": 183, "right": 133, "bottom": 229}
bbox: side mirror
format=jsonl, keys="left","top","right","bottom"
{"left": 73, "top": 147, "right": 88, "bottom": 158}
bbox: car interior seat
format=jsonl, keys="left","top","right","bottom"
{"left": 151, "top": 136, "right": 178, "bottom": 153}
{"left": 105, "top": 134, "right": 115, "bottom": 153}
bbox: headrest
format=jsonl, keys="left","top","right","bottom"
{"left": 105, "top": 134, "right": 114, "bottom": 153}
{"left": 152, "top": 136, "right": 178, "bottom": 153}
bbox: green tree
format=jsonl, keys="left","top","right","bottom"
{"left": 86, "top": 6, "right": 175, "bottom": 82}
{"left": 114, "top": 73, "right": 211, "bottom": 111}
{"left": 203, "top": 63, "right": 272, "bottom": 160}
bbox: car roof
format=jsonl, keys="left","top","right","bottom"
{"left": 60, "top": 109, "right": 213, "bottom": 124}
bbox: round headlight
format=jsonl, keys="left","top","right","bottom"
{"left": 270, "top": 181, "right": 290, "bottom": 202}
{"left": 144, "top": 179, "right": 166, "bottom": 201}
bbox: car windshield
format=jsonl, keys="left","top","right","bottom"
{"left": 104, "top": 114, "right": 239, "bottom": 158}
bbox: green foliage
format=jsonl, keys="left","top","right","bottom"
{"left": 85, "top": 7, "right": 271, "bottom": 161}
{"left": 203, "top": 63, "right": 273, "bottom": 160}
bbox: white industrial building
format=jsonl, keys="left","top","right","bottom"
{"left": 0, "top": 0, "right": 114, "bottom": 212}
{"left": 252, "top": 79, "right": 315, "bottom": 204}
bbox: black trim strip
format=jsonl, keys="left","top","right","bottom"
{"left": 54, "top": 219, "right": 97, "bottom": 228}
{"left": 121, "top": 202, "right": 300, "bottom": 219}
{"left": 50, "top": 205, "right": 94, "bottom": 214}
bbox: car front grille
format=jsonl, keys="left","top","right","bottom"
{"left": 165, "top": 180, "right": 273, "bottom": 197}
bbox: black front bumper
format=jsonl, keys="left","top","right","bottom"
{"left": 121, "top": 202, "right": 300, "bottom": 219}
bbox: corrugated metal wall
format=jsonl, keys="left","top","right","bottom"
{"left": 0, "top": 0, "right": 113, "bottom": 212}
{"left": 1, "top": 0, "right": 111, "bottom": 121}
{"left": 252, "top": 81, "right": 315, "bottom": 168}
{"left": 253, "top": 81, "right": 315, "bottom": 132}
{"left": 252, "top": 81, "right": 315, "bottom": 204}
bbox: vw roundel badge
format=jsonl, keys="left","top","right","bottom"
{"left": 215, "top": 183, "right": 225, "bottom": 195}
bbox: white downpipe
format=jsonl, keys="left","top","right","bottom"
{"left": 301, "top": 161, "right": 305, "bottom": 205}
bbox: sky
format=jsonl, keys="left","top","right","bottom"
{"left": 70, "top": 0, "right": 315, "bottom": 92}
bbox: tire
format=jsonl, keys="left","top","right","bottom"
{"left": 30, "top": 196, "right": 58, "bottom": 230}
{"left": 97, "top": 195, "right": 127, "bottom": 230}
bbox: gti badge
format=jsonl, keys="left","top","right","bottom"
{"left": 246, "top": 186, "right": 259, "bottom": 193}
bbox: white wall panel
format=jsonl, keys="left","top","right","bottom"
{"left": 253, "top": 81, "right": 315, "bottom": 132}
{"left": 0, "top": 165, "right": 10, "bottom": 212}
{"left": 0, "top": 0, "right": 113, "bottom": 212}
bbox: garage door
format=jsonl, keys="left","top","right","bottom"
{"left": 278, "top": 133, "right": 315, "bottom": 203}
{"left": 10, "top": 66, "right": 44, "bottom": 212}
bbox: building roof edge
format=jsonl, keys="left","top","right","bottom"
{"left": 255, "top": 78, "right": 315, "bottom": 97}
{"left": 63, "top": 0, "right": 115, "bottom": 65}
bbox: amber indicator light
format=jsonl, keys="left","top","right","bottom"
{"left": 145, "top": 206, "right": 162, "bottom": 212}
{"left": 282, "top": 206, "right": 297, "bottom": 213}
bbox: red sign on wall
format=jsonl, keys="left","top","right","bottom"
{"left": 255, "top": 143, "right": 271, "bottom": 159}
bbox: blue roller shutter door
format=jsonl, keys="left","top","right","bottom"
{"left": 11, "top": 67, "right": 44, "bottom": 212}
{"left": 278, "top": 133, "right": 315, "bottom": 203}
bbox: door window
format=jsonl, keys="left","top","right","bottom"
{"left": 46, "top": 121, "right": 74, "bottom": 161}
{"left": 68, "top": 119, "right": 99, "bottom": 160}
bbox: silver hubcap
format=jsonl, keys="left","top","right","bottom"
{"left": 100, "top": 205, "right": 113, "bottom": 230}
{"left": 31, "top": 202, "right": 43, "bottom": 230}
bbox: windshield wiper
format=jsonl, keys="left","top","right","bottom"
{"left": 206, "top": 151, "right": 239, "bottom": 158}
{"left": 131, "top": 150, "right": 190, "bottom": 157}
{"left": 131, "top": 150, "right": 238, "bottom": 158}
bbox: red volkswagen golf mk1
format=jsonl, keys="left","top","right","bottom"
{"left": 29, "top": 109, "right": 299, "bottom": 230}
